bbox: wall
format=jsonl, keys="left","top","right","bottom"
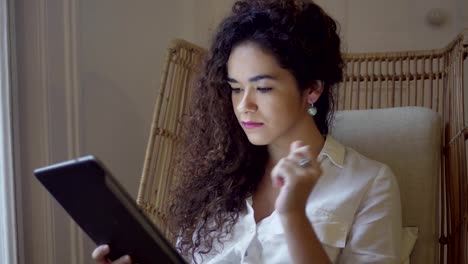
{"left": 78, "top": 1, "right": 191, "bottom": 258}
{"left": 204, "top": 0, "right": 468, "bottom": 52}
{"left": 316, "top": 0, "right": 467, "bottom": 52}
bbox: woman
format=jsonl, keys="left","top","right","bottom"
{"left": 93, "top": 0, "right": 402, "bottom": 263}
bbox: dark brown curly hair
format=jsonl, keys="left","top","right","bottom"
{"left": 167, "top": 0, "right": 344, "bottom": 263}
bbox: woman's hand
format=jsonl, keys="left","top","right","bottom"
{"left": 92, "top": 245, "right": 132, "bottom": 264}
{"left": 271, "top": 141, "right": 330, "bottom": 264}
{"left": 271, "top": 140, "right": 322, "bottom": 217}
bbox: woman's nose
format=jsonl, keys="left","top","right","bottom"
{"left": 237, "top": 90, "right": 257, "bottom": 113}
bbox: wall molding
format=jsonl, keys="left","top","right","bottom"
{"left": 62, "top": 0, "right": 85, "bottom": 262}
{"left": 0, "top": 0, "right": 18, "bottom": 263}
{"left": 37, "top": 0, "right": 56, "bottom": 262}
{"left": 16, "top": 0, "right": 86, "bottom": 262}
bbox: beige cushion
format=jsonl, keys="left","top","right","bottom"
{"left": 330, "top": 107, "right": 441, "bottom": 264}
{"left": 402, "top": 227, "right": 419, "bottom": 264}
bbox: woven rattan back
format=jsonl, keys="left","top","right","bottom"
{"left": 136, "top": 39, "right": 205, "bottom": 236}
{"left": 137, "top": 31, "right": 468, "bottom": 263}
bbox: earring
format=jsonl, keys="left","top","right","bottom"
{"left": 308, "top": 103, "right": 317, "bottom": 116}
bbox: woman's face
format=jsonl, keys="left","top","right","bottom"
{"left": 227, "top": 42, "right": 310, "bottom": 146}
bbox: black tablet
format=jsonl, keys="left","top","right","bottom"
{"left": 34, "top": 155, "right": 186, "bottom": 264}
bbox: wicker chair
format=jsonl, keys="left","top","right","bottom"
{"left": 136, "top": 30, "right": 468, "bottom": 264}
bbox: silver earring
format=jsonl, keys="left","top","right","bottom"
{"left": 308, "top": 103, "right": 317, "bottom": 116}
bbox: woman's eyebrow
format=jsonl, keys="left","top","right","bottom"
{"left": 227, "top": 74, "right": 277, "bottom": 83}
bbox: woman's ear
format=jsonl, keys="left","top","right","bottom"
{"left": 306, "top": 80, "right": 324, "bottom": 104}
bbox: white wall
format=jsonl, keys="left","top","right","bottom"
{"left": 79, "top": 0, "right": 184, "bottom": 199}
{"left": 181, "top": 0, "right": 468, "bottom": 51}
{"left": 196, "top": 0, "right": 468, "bottom": 52}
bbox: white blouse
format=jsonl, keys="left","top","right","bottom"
{"left": 194, "top": 136, "right": 402, "bottom": 264}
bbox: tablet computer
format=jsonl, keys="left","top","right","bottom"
{"left": 34, "top": 155, "right": 186, "bottom": 264}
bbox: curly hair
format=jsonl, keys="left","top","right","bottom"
{"left": 167, "top": 1, "right": 344, "bottom": 263}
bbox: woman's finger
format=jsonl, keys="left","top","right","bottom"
{"left": 272, "top": 157, "right": 322, "bottom": 187}
{"left": 272, "top": 158, "right": 314, "bottom": 186}
{"left": 271, "top": 158, "right": 296, "bottom": 187}
{"left": 289, "top": 140, "right": 305, "bottom": 153}
{"left": 92, "top": 245, "right": 110, "bottom": 263}
{"left": 287, "top": 142, "right": 317, "bottom": 161}
{"left": 113, "top": 255, "right": 132, "bottom": 264}
{"left": 288, "top": 149, "right": 320, "bottom": 169}
{"left": 289, "top": 150, "right": 311, "bottom": 162}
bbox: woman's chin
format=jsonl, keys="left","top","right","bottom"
{"left": 246, "top": 135, "right": 270, "bottom": 146}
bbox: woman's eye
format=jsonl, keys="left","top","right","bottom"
{"left": 257, "top": 87, "right": 272, "bottom": 93}
{"left": 231, "top": 88, "right": 241, "bottom": 93}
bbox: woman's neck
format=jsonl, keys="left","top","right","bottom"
{"left": 266, "top": 118, "right": 325, "bottom": 166}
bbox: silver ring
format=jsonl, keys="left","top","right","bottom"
{"left": 298, "top": 158, "right": 311, "bottom": 167}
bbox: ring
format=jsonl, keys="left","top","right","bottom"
{"left": 298, "top": 158, "right": 311, "bottom": 167}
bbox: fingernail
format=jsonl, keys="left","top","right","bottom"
{"left": 101, "top": 245, "right": 109, "bottom": 251}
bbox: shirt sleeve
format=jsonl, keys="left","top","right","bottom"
{"left": 338, "top": 165, "right": 402, "bottom": 264}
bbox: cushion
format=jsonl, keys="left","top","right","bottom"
{"left": 330, "top": 107, "right": 441, "bottom": 264}
{"left": 402, "top": 227, "right": 419, "bottom": 264}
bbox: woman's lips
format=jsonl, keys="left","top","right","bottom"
{"left": 241, "top": 121, "right": 264, "bottom": 129}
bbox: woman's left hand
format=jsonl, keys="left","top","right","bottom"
{"left": 271, "top": 140, "right": 323, "bottom": 217}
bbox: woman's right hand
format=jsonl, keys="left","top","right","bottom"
{"left": 92, "top": 245, "right": 132, "bottom": 264}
